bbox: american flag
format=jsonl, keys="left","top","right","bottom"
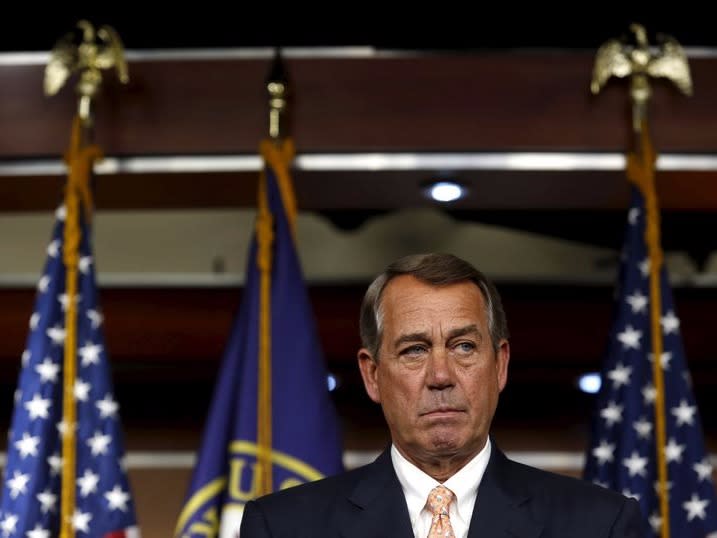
{"left": 0, "top": 204, "right": 139, "bottom": 537}
{"left": 584, "top": 187, "right": 717, "bottom": 536}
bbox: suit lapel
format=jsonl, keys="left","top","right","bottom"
{"left": 339, "top": 448, "right": 414, "bottom": 538}
{"left": 468, "top": 447, "right": 543, "bottom": 538}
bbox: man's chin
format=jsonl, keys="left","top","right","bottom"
{"left": 422, "top": 426, "right": 485, "bottom": 456}
{"left": 424, "top": 428, "right": 466, "bottom": 454}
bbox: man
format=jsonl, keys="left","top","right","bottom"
{"left": 240, "top": 253, "right": 645, "bottom": 537}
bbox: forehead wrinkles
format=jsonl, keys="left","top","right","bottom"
{"left": 377, "top": 277, "right": 489, "bottom": 353}
{"left": 387, "top": 304, "right": 483, "bottom": 340}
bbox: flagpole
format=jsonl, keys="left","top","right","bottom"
{"left": 628, "top": 118, "right": 670, "bottom": 538}
{"left": 591, "top": 23, "right": 692, "bottom": 538}
{"left": 59, "top": 115, "right": 101, "bottom": 538}
{"left": 44, "top": 21, "right": 128, "bottom": 536}
{"left": 256, "top": 49, "right": 291, "bottom": 496}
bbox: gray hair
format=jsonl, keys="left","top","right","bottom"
{"left": 359, "top": 253, "right": 509, "bottom": 359}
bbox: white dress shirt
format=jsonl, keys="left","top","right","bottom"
{"left": 391, "top": 439, "right": 491, "bottom": 538}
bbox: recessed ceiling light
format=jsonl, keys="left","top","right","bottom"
{"left": 327, "top": 373, "right": 338, "bottom": 392}
{"left": 425, "top": 180, "right": 466, "bottom": 202}
{"left": 577, "top": 372, "right": 602, "bottom": 394}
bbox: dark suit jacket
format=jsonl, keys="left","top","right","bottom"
{"left": 240, "top": 446, "right": 645, "bottom": 537}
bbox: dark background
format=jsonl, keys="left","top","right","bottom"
{"left": 2, "top": 10, "right": 715, "bottom": 52}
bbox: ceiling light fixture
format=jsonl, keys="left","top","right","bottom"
{"left": 577, "top": 372, "right": 602, "bottom": 394}
{"left": 424, "top": 180, "right": 467, "bottom": 202}
{"left": 327, "top": 373, "right": 338, "bottom": 392}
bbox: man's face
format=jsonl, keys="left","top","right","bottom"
{"left": 358, "top": 274, "right": 509, "bottom": 470}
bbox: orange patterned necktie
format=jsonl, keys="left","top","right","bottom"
{"left": 426, "top": 485, "right": 456, "bottom": 538}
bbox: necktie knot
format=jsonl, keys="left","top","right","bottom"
{"left": 426, "top": 485, "right": 456, "bottom": 537}
{"left": 426, "top": 485, "right": 455, "bottom": 517}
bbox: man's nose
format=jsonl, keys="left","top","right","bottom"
{"left": 426, "top": 348, "right": 454, "bottom": 389}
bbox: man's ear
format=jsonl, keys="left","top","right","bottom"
{"left": 496, "top": 339, "right": 510, "bottom": 393}
{"left": 357, "top": 348, "right": 381, "bottom": 404}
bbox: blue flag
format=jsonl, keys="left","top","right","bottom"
{"left": 175, "top": 142, "right": 344, "bottom": 538}
{"left": 584, "top": 186, "right": 717, "bottom": 536}
{"left": 0, "top": 204, "right": 139, "bottom": 537}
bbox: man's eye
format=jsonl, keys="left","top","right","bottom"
{"left": 400, "top": 345, "right": 427, "bottom": 356}
{"left": 454, "top": 342, "right": 475, "bottom": 353}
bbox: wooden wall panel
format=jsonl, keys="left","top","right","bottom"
{"left": 2, "top": 54, "right": 716, "bottom": 158}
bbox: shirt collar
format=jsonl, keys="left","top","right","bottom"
{"left": 390, "top": 438, "right": 491, "bottom": 527}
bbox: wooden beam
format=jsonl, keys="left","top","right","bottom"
{"left": 2, "top": 53, "right": 715, "bottom": 158}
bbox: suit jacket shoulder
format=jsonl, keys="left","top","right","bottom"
{"left": 471, "top": 448, "right": 646, "bottom": 537}
{"left": 240, "top": 449, "right": 413, "bottom": 538}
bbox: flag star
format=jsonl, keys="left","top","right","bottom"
{"left": 0, "top": 513, "right": 18, "bottom": 537}
{"left": 71, "top": 510, "right": 93, "bottom": 533}
{"left": 607, "top": 362, "right": 632, "bottom": 388}
{"left": 625, "top": 291, "right": 648, "bottom": 314}
{"left": 47, "top": 453, "right": 63, "bottom": 476}
{"left": 97, "top": 394, "right": 119, "bottom": 419}
{"left": 26, "top": 524, "right": 50, "bottom": 538}
{"left": 6, "top": 471, "right": 30, "bottom": 499}
{"left": 47, "top": 239, "right": 60, "bottom": 258}
{"left": 29, "top": 312, "right": 40, "bottom": 330}
{"left": 87, "top": 309, "right": 103, "bottom": 329}
{"left": 617, "top": 325, "right": 642, "bottom": 350}
{"left": 58, "top": 293, "right": 81, "bottom": 312}
{"left": 79, "top": 342, "right": 103, "bottom": 367}
{"left": 638, "top": 258, "right": 650, "bottom": 277}
{"left": 37, "top": 275, "right": 51, "bottom": 293}
{"left": 621, "top": 488, "right": 641, "bottom": 502}
{"left": 78, "top": 256, "right": 93, "bottom": 274}
{"left": 653, "top": 480, "right": 673, "bottom": 496}
{"left": 14, "top": 389, "right": 21, "bottom": 404}
{"left": 77, "top": 469, "right": 100, "bottom": 497}
{"left": 37, "top": 488, "right": 58, "bottom": 513}
{"left": 74, "top": 380, "right": 91, "bottom": 402}
{"left": 46, "top": 325, "right": 66, "bottom": 345}
{"left": 24, "top": 393, "right": 52, "bottom": 420}
{"left": 664, "top": 438, "right": 686, "bottom": 463}
{"left": 56, "top": 420, "right": 76, "bottom": 439}
{"left": 648, "top": 512, "right": 662, "bottom": 533}
{"left": 87, "top": 431, "right": 112, "bottom": 456}
{"left": 592, "top": 479, "right": 609, "bottom": 488}
{"left": 21, "top": 349, "right": 30, "bottom": 368}
{"left": 592, "top": 440, "right": 615, "bottom": 465}
{"left": 35, "top": 358, "right": 60, "bottom": 384}
{"left": 633, "top": 417, "right": 653, "bottom": 439}
{"left": 55, "top": 204, "right": 67, "bottom": 220}
{"left": 683, "top": 493, "right": 709, "bottom": 521}
{"left": 694, "top": 458, "right": 713, "bottom": 482}
{"left": 648, "top": 351, "right": 672, "bottom": 371}
{"left": 671, "top": 399, "right": 697, "bottom": 426}
{"left": 642, "top": 383, "right": 657, "bottom": 405}
{"left": 684, "top": 371, "right": 693, "bottom": 389}
{"left": 628, "top": 207, "right": 640, "bottom": 225}
{"left": 14, "top": 432, "right": 40, "bottom": 459}
{"left": 623, "top": 451, "right": 648, "bottom": 477}
{"left": 105, "top": 485, "right": 131, "bottom": 511}
{"left": 661, "top": 310, "right": 680, "bottom": 335}
{"left": 600, "top": 401, "right": 623, "bottom": 426}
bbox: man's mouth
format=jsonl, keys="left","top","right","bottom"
{"left": 420, "top": 407, "right": 463, "bottom": 417}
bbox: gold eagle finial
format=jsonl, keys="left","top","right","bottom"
{"left": 591, "top": 23, "right": 692, "bottom": 132}
{"left": 44, "top": 20, "right": 129, "bottom": 123}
